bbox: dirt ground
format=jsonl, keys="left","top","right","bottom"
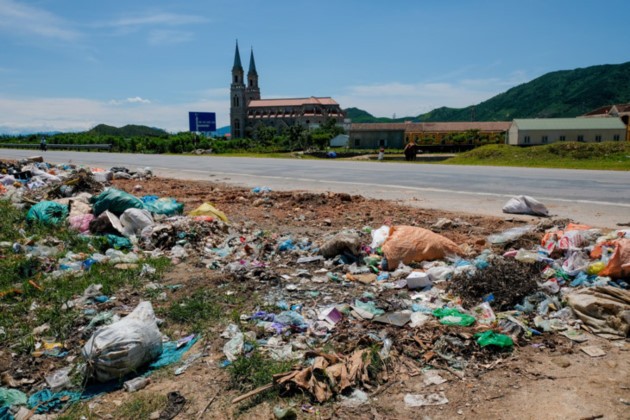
{"left": 72, "top": 177, "right": 629, "bottom": 420}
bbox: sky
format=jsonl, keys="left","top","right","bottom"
{"left": 1, "top": 0, "right": 629, "bottom": 134}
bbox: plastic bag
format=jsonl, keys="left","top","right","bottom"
{"left": 502, "top": 195, "right": 549, "bottom": 216}
{"left": 120, "top": 208, "right": 154, "bottom": 237}
{"left": 141, "top": 196, "right": 184, "bottom": 216}
{"left": 432, "top": 308, "right": 476, "bottom": 326}
{"left": 382, "top": 226, "right": 463, "bottom": 269}
{"left": 472, "top": 302, "right": 496, "bottom": 325}
{"left": 0, "top": 387, "right": 28, "bottom": 407}
{"left": 82, "top": 301, "right": 162, "bottom": 382}
{"left": 68, "top": 214, "right": 94, "bottom": 233}
{"left": 487, "top": 225, "right": 534, "bottom": 245}
{"left": 320, "top": 230, "right": 361, "bottom": 258}
{"left": 475, "top": 331, "right": 513, "bottom": 348}
{"left": 600, "top": 238, "right": 630, "bottom": 279}
{"left": 91, "top": 188, "right": 144, "bottom": 217}
{"left": 188, "top": 202, "right": 228, "bottom": 223}
{"left": 26, "top": 201, "right": 68, "bottom": 225}
{"left": 370, "top": 226, "right": 390, "bottom": 249}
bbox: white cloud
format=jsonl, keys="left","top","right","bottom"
{"left": 0, "top": 95, "right": 229, "bottom": 134}
{"left": 98, "top": 12, "right": 207, "bottom": 28}
{"left": 147, "top": 30, "right": 194, "bottom": 46}
{"left": 337, "top": 74, "right": 530, "bottom": 118}
{"left": 0, "top": 0, "right": 80, "bottom": 41}
{"left": 108, "top": 97, "right": 152, "bottom": 105}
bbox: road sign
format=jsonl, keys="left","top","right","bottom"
{"left": 189, "top": 112, "right": 216, "bottom": 133}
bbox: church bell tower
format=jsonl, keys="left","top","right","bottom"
{"left": 230, "top": 41, "right": 246, "bottom": 138}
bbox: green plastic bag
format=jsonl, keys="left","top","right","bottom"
{"left": 432, "top": 308, "right": 476, "bottom": 326}
{"left": 475, "top": 330, "right": 514, "bottom": 348}
{"left": 0, "top": 386, "right": 28, "bottom": 407}
{"left": 105, "top": 234, "right": 132, "bottom": 250}
{"left": 143, "top": 197, "right": 184, "bottom": 216}
{"left": 26, "top": 201, "right": 68, "bottom": 225}
{"left": 91, "top": 188, "right": 144, "bottom": 216}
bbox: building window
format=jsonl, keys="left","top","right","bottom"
{"left": 595, "top": 135, "right": 602, "bottom": 142}
{"left": 577, "top": 135, "right": 584, "bottom": 142}
{"left": 559, "top": 135, "right": 566, "bottom": 141}
{"left": 614, "top": 134, "right": 620, "bottom": 141}
{"left": 541, "top": 135, "right": 548, "bottom": 143}
{"left": 354, "top": 138, "right": 361, "bottom": 147}
{"left": 523, "top": 136, "right": 530, "bottom": 144}
{"left": 379, "top": 139, "right": 386, "bottom": 147}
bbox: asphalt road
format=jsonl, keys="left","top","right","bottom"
{"left": 2, "top": 149, "right": 629, "bottom": 228}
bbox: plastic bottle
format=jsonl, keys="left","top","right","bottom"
{"left": 123, "top": 376, "right": 150, "bottom": 392}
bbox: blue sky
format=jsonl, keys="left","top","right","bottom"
{"left": 1, "top": 0, "right": 629, "bottom": 134}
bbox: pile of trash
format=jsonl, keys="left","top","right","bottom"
{"left": 1, "top": 157, "right": 629, "bottom": 416}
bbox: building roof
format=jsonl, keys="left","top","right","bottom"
{"left": 513, "top": 118, "right": 626, "bottom": 130}
{"left": 248, "top": 48, "right": 257, "bottom": 75}
{"left": 232, "top": 41, "right": 243, "bottom": 72}
{"left": 248, "top": 97, "right": 340, "bottom": 107}
{"left": 350, "top": 121, "right": 511, "bottom": 132}
{"left": 405, "top": 121, "right": 511, "bottom": 132}
{"left": 583, "top": 103, "right": 630, "bottom": 117}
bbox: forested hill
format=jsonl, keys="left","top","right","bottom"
{"left": 88, "top": 124, "right": 168, "bottom": 137}
{"left": 345, "top": 61, "right": 630, "bottom": 123}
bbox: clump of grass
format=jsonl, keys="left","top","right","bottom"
{"left": 229, "top": 350, "right": 292, "bottom": 392}
{"left": 163, "top": 286, "right": 250, "bottom": 332}
{"left": 113, "top": 392, "right": 168, "bottom": 419}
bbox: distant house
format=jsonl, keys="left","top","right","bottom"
{"left": 583, "top": 104, "right": 630, "bottom": 141}
{"left": 507, "top": 118, "right": 627, "bottom": 145}
{"left": 348, "top": 121, "right": 510, "bottom": 149}
{"left": 329, "top": 134, "right": 349, "bottom": 148}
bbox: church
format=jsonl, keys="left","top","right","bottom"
{"left": 230, "top": 42, "right": 345, "bottom": 138}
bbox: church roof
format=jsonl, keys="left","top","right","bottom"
{"left": 248, "top": 49, "right": 257, "bottom": 75}
{"left": 232, "top": 41, "right": 243, "bottom": 71}
{"left": 248, "top": 97, "right": 339, "bottom": 107}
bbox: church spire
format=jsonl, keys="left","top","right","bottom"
{"left": 248, "top": 48, "right": 257, "bottom": 76}
{"left": 232, "top": 40, "right": 243, "bottom": 72}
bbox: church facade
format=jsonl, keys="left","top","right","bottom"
{"left": 230, "top": 42, "right": 345, "bottom": 138}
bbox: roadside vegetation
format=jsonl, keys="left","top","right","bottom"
{"left": 443, "top": 141, "right": 630, "bottom": 170}
{"left": 0, "top": 200, "right": 171, "bottom": 354}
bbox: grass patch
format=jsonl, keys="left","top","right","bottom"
{"left": 229, "top": 348, "right": 293, "bottom": 407}
{"left": 0, "top": 198, "right": 172, "bottom": 352}
{"left": 444, "top": 142, "right": 630, "bottom": 170}
{"left": 163, "top": 286, "right": 251, "bottom": 332}
{"left": 113, "top": 392, "right": 168, "bottom": 419}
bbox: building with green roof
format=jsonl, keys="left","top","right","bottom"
{"left": 508, "top": 118, "right": 627, "bottom": 145}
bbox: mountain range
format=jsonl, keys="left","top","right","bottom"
{"left": 345, "top": 61, "right": 630, "bottom": 123}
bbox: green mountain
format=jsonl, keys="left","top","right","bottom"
{"left": 344, "top": 107, "right": 416, "bottom": 123}
{"left": 88, "top": 124, "right": 168, "bottom": 137}
{"left": 345, "top": 61, "right": 630, "bottom": 123}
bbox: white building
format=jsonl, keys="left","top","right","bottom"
{"left": 508, "top": 118, "right": 626, "bottom": 145}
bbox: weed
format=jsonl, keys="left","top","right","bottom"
{"left": 229, "top": 349, "right": 293, "bottom": 406}
{"left": 163, "top": 286, "right": 250, "bottom": 332}
{"left": 113, "top": 392, "right": 168, "bottom": 419}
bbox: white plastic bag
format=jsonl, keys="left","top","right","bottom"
{"left": 502, "top": 195, "right": 549, "bottom": 216}
{"left": 120, "top": 208, "right": 154, "bottom": 237}
{"left": 370, "top": 225, "right": 390, "bottom": 249}
{"left": 82, "top": 301, "right": 162, "bottom": 382}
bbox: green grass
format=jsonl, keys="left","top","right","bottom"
{"left": 113, "top": 392, "right": 168, "bottom": 419}
{"left": 162, "top": 285, "right": 252, "bottom": 332}
{"left": 443, "top": 142, "right": 630, "bottom": 170}
{"left": 0, "top": 199, "right": 172, "bottom": 351}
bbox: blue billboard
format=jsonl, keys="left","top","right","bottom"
{"left": 188, "top": 112, "right": 216, "bottom": 133}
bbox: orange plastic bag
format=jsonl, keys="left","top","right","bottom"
{"left": 382, "top": 225, "right": 463, "bottom": 269}
{"left": 600, "top": 238, "right": 630, "bottom": 279}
